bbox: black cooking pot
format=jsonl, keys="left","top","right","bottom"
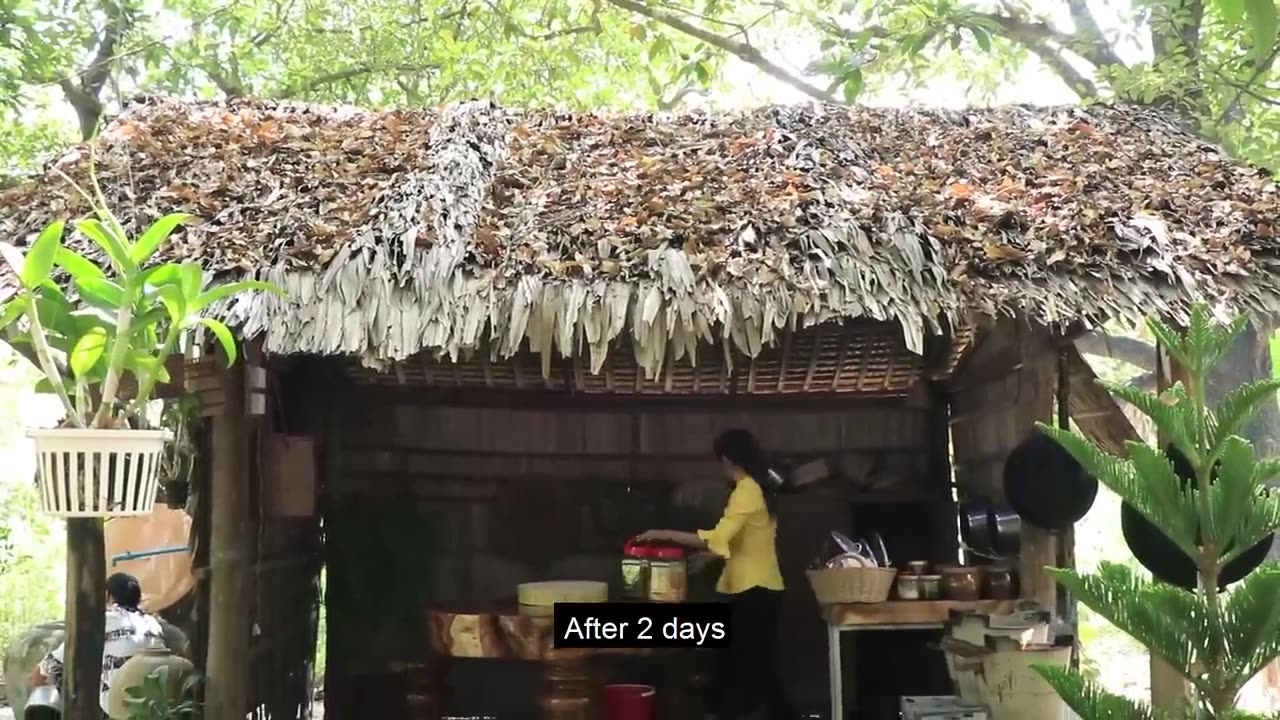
{"left": 1003, "top": 430, "right": 1099, "bottom": 531}
{"left": 1122, "top": 444, "right": 1272, "bottom": 590}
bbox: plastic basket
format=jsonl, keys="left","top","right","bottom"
{"left": 29, "top": 428, "right": 170, "bottom": 518}
{"left": 806, "top": 566, "right": 897, "bottom": 604}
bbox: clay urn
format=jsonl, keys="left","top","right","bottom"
{"left": 106, "top": 648, "right": 196, "bottom": 719}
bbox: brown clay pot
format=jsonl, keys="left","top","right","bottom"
{"left": 941, "top": 567, "right": 982, "bottom": 601}
{"left": 539, "top": 658, "right": 599, "bottom": 720}
{"left": 985, "top": 566, "right": 1016, "bottom": 599}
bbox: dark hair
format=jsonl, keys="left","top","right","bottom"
{"left": 713, "top": 429, "right": 779, "bottom": 515}
{"left": 106, "top": 572, "right": 143, "bottom": 612}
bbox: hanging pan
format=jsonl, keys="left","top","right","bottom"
{"left": 1123, "top": 444, "right": 1272, "bottom": 591}
{"left": 1003, "top": 430, "right": 1098, "bottom": 531}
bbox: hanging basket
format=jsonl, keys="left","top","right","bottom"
{"left": 28, "top": 428, "right": 170, "bottom": 518}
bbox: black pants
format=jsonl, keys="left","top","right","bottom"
{"left": 710, "top": 587, "right": 795, "bottom": 720}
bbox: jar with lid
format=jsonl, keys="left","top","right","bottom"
{"left": 648, "top": 546, "right": 688, "bottom": 602}
{"left": 621, "top": 542, "right": 652, "bottom": 600}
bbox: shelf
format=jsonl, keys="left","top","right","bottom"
{"left": 822, "top": 599, "right": 1021, "bottom": 628}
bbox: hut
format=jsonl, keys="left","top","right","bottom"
{"left": 2, "top": 96, "right": 1279, "bottom": 719}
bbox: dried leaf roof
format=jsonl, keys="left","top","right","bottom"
{"left": 2, "top": 96, "right": 1278, "bottom": 377}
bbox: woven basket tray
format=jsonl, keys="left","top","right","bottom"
{"left": 806, "top": 566, "right": 898, "bottom": 604}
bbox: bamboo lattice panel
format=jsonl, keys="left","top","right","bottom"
{"left": 350, "top": 321, "right": 935, "bottom": 396}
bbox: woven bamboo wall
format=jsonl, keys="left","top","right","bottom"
{"left": 350, "top": 320, "right": 952, "bottom": 396}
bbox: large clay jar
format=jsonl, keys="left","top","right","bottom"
{"left": 3, "top": 622, "right": 66, "bottom": 714}
{"left": 106, "top": 648, "right": 195, "bottom": 719}
{"left": 158, "top": 619, "right": 191, "bottom": 659}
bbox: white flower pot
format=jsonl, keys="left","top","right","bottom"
{"left": 27, "top": 428, "right": 170, "bottom": 518}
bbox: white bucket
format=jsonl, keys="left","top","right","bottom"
{"left": 28, "top": 428, "right": 170, "bottom": 518}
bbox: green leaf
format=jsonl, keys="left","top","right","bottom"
{"left": 22, "top": 220, "right": 65, "bottom": 288}
{"left": 70, "top": 326, "right": 108, "bottom": 377}
{"left": 1222, "top": 0, "right": 1248, "bottom": 22}
{"left": 1221, "top": 565, "right": 1280, "bottom": 687}
{"left": 142, "top": 263, "right": 184, "bottom": 289}
{"left": 75, "top": 218, "right": 136, "bottom": 274}
{"left": 1033, "top": 665, "right": 1165, "bottom": 720}
{"left": 972, "top": 27, "right": 992, "bottom": 52}
{"left": 201, "top": 318, "right": 238, "bottom": 366}
{"left": 0, "top": 297, "right": 26, "bottom": 329}
{"left": 842, "top": 68, "right": 865, "bottom": 102}
{"left": 192, "top": 279, "right": 284, "bottom": 312}
{"left": 131, "top": 212, "right": 195, "bottom": 264}
{"left": 54, "top": 246, "right": 105, "bottom": 282}
{"left": 1245, "top": 0, "right": 1279, "bottom": 67}
{"left": 180, "top": 263, "right": 205, "bottom": 300}
{"left": 75, "top": 276, "right": 127, "bottom": 313}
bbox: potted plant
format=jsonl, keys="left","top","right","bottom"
{"left": 1035, "top": 304, "right": 1280, "bottom": 719}
{"left": 0, "top": 179, "right": 281, "bottom": 517}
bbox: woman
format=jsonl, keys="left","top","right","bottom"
{"left": 637, "top": 428, "right": 794, "bottom": 720}
{"left": 30, "top": 572, "right": 169, "bottom": 717}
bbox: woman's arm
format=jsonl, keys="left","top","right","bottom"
{"left": 634, "top": 529, "right": 707, "bottom": 549}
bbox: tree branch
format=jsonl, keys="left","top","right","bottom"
{"left": 983, "top": 15, "right": 1099, "bottom": 98}
{"left": 276, "top": 64, "right": 439, "bottom": 99}
{"left": 1065, "top": 0, "right": 1126, "bottom": 68}
{"left": 603, "top": 0, "right": 838, "bottom": 103}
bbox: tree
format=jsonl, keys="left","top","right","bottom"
{"left": 1036, "top": 305, "right": 1280, "bottom": 719}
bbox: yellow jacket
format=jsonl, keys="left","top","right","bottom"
{"left": 697, "top": 473, "right": 785, "bottom": 594}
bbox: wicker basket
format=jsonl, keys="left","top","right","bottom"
{"left": 806, "top": 566, "right": 898, "bottom": 604}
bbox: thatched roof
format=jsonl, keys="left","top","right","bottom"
{"left": 2, "top": 96, "right": 1279, "bottom": 378}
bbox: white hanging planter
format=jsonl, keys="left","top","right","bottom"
{"left": 28, "top": 428, "right": 171, "bottom": 518}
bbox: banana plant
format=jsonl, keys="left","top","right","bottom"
{"left": 0, "top": 177, "right": 282, "bottom": 430}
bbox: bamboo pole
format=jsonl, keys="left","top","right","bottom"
{"left": 204, "top": 356, "right": 253, "bottom": 717}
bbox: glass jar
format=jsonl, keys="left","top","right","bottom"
{"left": 648, "top": 546, "right": 688, "bottom": 603}
{"left": 621, "top": 543, "right": 652, "bottom": 600}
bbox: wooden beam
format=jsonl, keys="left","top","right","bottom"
{"left": 204, "top": 355, "right": 253, "bottom": 719}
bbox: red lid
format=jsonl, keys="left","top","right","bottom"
{"left": 653, "top": 546, "right": 685, "bottom": 560}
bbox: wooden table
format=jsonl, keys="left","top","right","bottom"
{"left": 425, "top": 606, "right": 706, "bottom": 720}
{"left": 823, "top": 599, "right": 1019, "bottom": 720}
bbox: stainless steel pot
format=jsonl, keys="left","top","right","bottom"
{"left": 991, "top": 505, "right": 1022, "bottom": 556}
{"left": 958, "top": 502, "right": 994, "bottom": 555}
{"left": 25, "top": 685, "right": 62, "bottom": 720}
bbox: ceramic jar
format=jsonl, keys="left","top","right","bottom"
{"left": 942, "top": 567, "right": 982, "bottom": 601}
{"left": 106, "top": 648, "right": 195, "bottom": 719}
{"left": 985, "top": 565, "right": 1016, "bottom": 599}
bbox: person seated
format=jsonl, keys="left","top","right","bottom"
{"left": 29, "top": 572, "right": 169, "bottom": 717}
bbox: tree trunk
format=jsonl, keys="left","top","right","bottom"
{"left": 63, "top": 518, "right": 106, "bottom": 720}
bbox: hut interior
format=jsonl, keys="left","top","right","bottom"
{"left": 3, "top": 94, "right": 1280, "bottom": 719}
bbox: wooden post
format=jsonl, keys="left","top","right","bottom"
{"left": 63, "top": 518, "right": 106, "bottom": 720}
{"left": 1151, "top": 338, "right": 1193, "bottom": 710}
{"left": 204, "top": 357, "right": 254, "bottom": 718}
{"left": 1015, "top": 329, "right": 1059, "bottom": 611}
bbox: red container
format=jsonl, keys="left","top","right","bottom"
{"left": 604, "top": 684, "right": 656, "bottom": 720}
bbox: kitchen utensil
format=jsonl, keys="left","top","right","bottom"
{"left": 24, "top": 686, "right": 61, "bottom": 720}
{"left": 1122, "top": 443, "right": 1271, "bottom": 590}
{"left": 827, "top": 552, "right": 872, "bottom": 569}
{"left": 918, "top": 574, "right": 942, "bottom": 600}
{"left": 985, "top": 566, "right": 1016, "bottom": 599}
{"left": 959, "top": 503, "right": 996, "bottom": 556}
{"left": 907, "top": 560, "right": 929, "bottom": 575}
{"left": 941, "top": 567, "right": 982, "bottom": 601}
{"left": 990, "top": 506, "right": 1022, "bottom": 556}
{"left": 648, "top": 546, "right": 687, "bottom": 602}
{"left": 830, "top": 530, "right": 861, "bottom": 556}
{"left": 1003, "top": 430, "right": 1098, "bottom": 530}
{"left": 896, "top": 574, "right": 921, "bottom": 600}
{"left": 869, "top": 532, "right": 890, "bottom": 567}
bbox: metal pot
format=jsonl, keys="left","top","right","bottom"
{"left": 959, "top": 503, "right": 995, "bottom": 555}
{"left": 24, "top": 685, "right": 61, "bottom": 720}
{"left": 1122, "top": 444, "right": 1272, "bottom": 590}
{"left": 990, "top": 506, "right": 1022, "bottom": 556}
{"left": 1003, "top": 431, "right": 1098, "bottom": 531}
